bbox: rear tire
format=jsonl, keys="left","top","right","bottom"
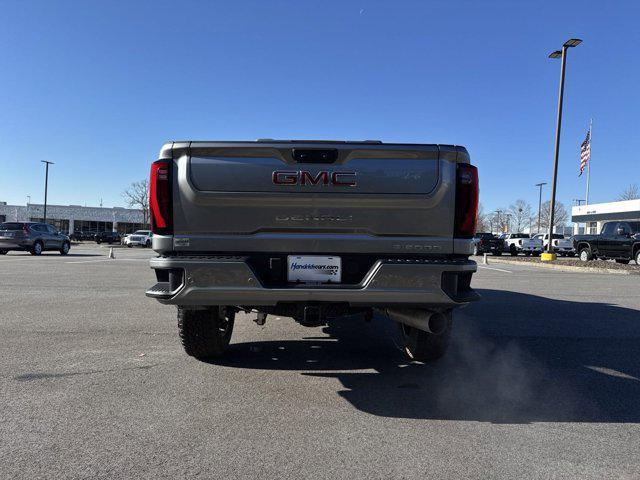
{"left": 145, "top": 239, "right": 151, "bottom": 247}
{"left": 510, "top": 245, "right": 518, "bottom": 256}
{"left": 0, "top": 249, "right": 7, "bottom": 255}
{"left": 30, "top": 241, "right": 43, "bottom": 256}
{"left": 635, "top": 250, "right": 640, "bottom": 266}
{"left": 177, "top": 307, "right": 234, "bottom": 359}
{"left": 579, "top": 247, "right": 593, "bottom": 262}
{"left": 397, "top": 311, "right": 452, "bottom": 362}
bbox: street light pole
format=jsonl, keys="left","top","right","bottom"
{"left": 546, "top": 39, "right": 581, "bottom": 256}
{"left": 41, "top": 160, "right": 54, "bottom": 221}
{"left": 535, "top": 182, "right": 547, "bottom": 233}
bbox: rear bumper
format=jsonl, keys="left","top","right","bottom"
{"left": 478, "top": 244, "right": 502, "bottom": 252}
{"left": 552, "top": 246, "right": 574, "bottom": 253}
{"left": 0, "top": 240, "right": 29, "bottom": 250}
{"left": 146, "top": 255, "right": 479, "bottom": 307}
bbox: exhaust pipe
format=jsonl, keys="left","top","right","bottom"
{"left": 386, "top": 308, "right": 448, "bottom": 335}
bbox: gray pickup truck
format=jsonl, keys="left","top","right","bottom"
{"left": 146, "top": 140, "right": 479, "bottom": 361}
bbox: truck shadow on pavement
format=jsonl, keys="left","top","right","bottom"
{"left": 213, "top": 289, "right": 640, "bottom": 424}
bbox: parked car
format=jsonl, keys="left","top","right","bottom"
{"left": 503, "top": 233, "right": 543, "bottom": 256}
{"left": 123, "top": 230, "right": 152, "bottom": 247}
{"left": 532, "top": 233, "right": 575, "bottom": 256}
{"left": 145, "top": 139, "right": 480, "bottom": 362}
{"left": 71, "top": 230, "right": 97, "bottom": 242}
{"left": 94, "top": 230, "right": 121, "bottom": 244}
{"left": 573, "top": 221, "right": 640, "bottom": 264}
{"left": 472, "top": 232, "right": 503, "bottom": 256}
{"left": 0, "top": 222, "right": 71, "bottom": 255}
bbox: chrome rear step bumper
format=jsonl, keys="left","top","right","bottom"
{"left": 146, "top": 255, "right": 478, "bottom": 307}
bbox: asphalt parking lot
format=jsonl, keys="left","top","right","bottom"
{"left": 2, "top": 246, "right": 640, "bottom": 479}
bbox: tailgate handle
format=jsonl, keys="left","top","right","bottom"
{"left": 292, "top": 149, "right": 338, "bottom": 164}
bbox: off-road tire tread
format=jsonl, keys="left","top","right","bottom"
{"left": 177, "top": 307, "right": 233, "bottom": 359}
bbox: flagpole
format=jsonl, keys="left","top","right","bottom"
{"left": 585, "top": 119, "right": 592, "bottom": 205}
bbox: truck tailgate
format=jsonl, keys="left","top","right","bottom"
{"left": 168, "top": 142, "right": 465, "bottom": 254}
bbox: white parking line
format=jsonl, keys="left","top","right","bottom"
{"left": 477, "top": 265, "right": 513, "bottom": 273}
{"left": 66, "top": 258, "right": 150, "bottom": 264}
{"left": 66, "top": 258, "right": 110, "bottom": 264}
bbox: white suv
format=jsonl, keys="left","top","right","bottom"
{"left": 123, "top": 230, "right": 152, "bottom": 248}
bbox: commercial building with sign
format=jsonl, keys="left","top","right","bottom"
{"left": 571, "top": 199, "right": 640, "bottom": 235}
{"left": 0, "top": 202, "right": 148, "bottom": 234}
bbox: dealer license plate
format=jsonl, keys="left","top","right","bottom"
{"left": 287, "top": 255, "right": 341, "bottom": 283}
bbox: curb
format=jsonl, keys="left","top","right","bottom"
{"left": 487, "top": 258, "right": 639, "bottom": 275}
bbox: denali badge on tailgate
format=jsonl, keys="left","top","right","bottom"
{"left": 272, "top": 171, "right": 356, "bottom": 187}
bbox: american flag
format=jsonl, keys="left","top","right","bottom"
{"left": 579, "top": 129, "right": 591, "bottom": 177}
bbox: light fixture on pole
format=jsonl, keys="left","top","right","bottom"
{"left": 41, "top": 160, "right": 54, "bottom": 221}
{"left": 535, "top": 182, "right": 547, "bottom": 233}
{"left": 543, "top": 38, "right": 582, "bottom": 261}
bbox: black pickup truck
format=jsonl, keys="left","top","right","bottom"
{"left": 573, "top": 221, "right": 640, "bottom": 265}
{"left": 472, "top": 232, "right": 504, "bottom": 256}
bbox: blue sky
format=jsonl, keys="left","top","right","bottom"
{"left": 1, "top": 0, "right": 638, "bottom": 214}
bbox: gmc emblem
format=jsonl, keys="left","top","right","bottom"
{"left": 272, "top": 171, "right": 357, "bottom": 187}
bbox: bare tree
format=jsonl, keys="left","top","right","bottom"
{"left": 618, "top": 184, "right": 639, "bottom": 201}
{"left": 122, "top": 179, "right": 149, "bottom": 224}
{"left": 489, "top": 209, "right": 510, "bottom": 233}
{"left": 476, "top": 203, "right": 490, "bottom": 232}
{"left": 508, "top": 199, "right": 532, "bottom": 233}
{"left": 538, "top": 200, "right": 568, "bottom": 231}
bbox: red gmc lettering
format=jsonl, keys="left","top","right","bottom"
{"left": 300, "top": 171, "right": 329, "bottom": 185}
{"left": 272, "top": 171, "right": 357, "bottom": 187}
{"left": 272, "top": 171, "right": 298, "bottom": 185}
{"left": 331, "top": 172, "right": 357, "bottom": 187}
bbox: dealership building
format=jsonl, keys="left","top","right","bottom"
{"left": 571, "top": 199, "right": 640, "bottom": 235}
{"left": 0, "top": 202, "right": 148, "bottom": 234}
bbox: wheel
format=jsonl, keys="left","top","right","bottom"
{"left": 397, "top": 311, "right": 452, "bottom": 362}
{"left": 510, "top": 245, "right": 517, "bottom": 256}
{"left": 145, "top": 239, "right": 151, "bottom": 247}
{"left": 30, "top": 241, "right": 43, "bottom": 256}
{"left": 177, "top": 306, "right": 235, "bottom": 359}
{"left": 127, "top": 244, "right": 132, "bottom": 248}
{"left": 473, "top": 245, "right": 479, "bottom": 256}
{"left": 579, "top": 247, "right": 593, "bottom": 262}
{"left": 524, "top": 251, "right": 531, "bottom": 256}
{"left": 59, "top": 242, "right": 70, "bottom": 255}
{"left": 635, "top": 250, "right": 640, "bottom": 266}
{"left": 0, "top": 249, "right": 7, "bottom": 255}
{"left": 615, "top": 259, "right": 630, "bottom": 264}
{"left": 96, "top": 239, "right": 102, "bottom": 244}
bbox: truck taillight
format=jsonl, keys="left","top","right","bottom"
{"left": 454, "top": 164, "right": 479, "bottom": 238}
{"left": 150, "top": 160, "right": 173, "bottom": 235}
